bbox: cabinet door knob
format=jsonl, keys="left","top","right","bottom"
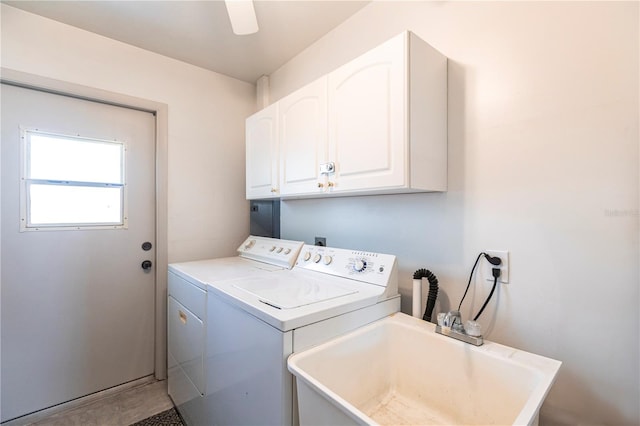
{"left": 317, "top": 183, "right": 324, "bottom": 188}
{"left": 327, "top": 182, "right": 335, "bottom": 187}
{"left": 270, "top": 188, "right": 278, "bottom": 193}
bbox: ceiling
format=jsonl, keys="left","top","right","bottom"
{"left": 3, "top": 0, "right": 369, "bottom": 83}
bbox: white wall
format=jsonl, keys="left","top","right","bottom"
{"left": 0, "top": 4, "right": 255, "bottom": 263}
{"left": 270, "top": 2, "right": 639, "bottom": 425}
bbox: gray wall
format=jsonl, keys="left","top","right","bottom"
{"left": 272, "top": 2, "right": 639, "bottom": 424}
{"left": 282, "top": 193, "right": 462, "bottom": 314}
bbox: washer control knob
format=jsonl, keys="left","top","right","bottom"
{"left": 244, "top": 239, "right": 256, "bottom": 250}
{"left": 313, "top": 254, "right": 322, "bottom": 263}
{"left": 353, "top": 259, "right": 367, "bottom": 272}
{"left": 323, "top": 255, "right": 333, "bottom": 265}
{"left": 303, "top": 252, "right": 311, "bottom": 261}
{"left": 276, "top": 247, "right": 283, "bottom": 253}
{"left": 284, "top": 248, "right": 291, "bottom": 255}
{"left": 269, "top": 246, "right": 276, "bottom": 252}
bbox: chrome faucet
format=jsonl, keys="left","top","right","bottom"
{"left": 436, "top": 310, "right": 483, "bottom": 346}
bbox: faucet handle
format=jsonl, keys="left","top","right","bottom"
{"left": 444, "top": 310, "right": 462, "bottom": 328}
{"left": 464, "top": 320, "right": 482, "bottom": 337}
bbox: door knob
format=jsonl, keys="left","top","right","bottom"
{"left": 141, "top": 260, "right": 153, "bottom": 270}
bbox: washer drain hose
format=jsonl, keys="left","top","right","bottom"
{"left": 413, "top": 269, "right": 439, "bottom": 322}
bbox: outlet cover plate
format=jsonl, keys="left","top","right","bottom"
{"left": 483, "top": 250, "right": 509, "bottom": 284}
{"left": 314, "top": 237, "right": 326, "bottom": 247}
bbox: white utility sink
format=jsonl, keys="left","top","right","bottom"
{"left": 288, "top": 313, "right": 561, "bottom": 426}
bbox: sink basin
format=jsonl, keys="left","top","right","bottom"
{"left": 288, "top": 313, "right": 561, "bottom": 425}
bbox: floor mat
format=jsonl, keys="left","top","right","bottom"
{"left": 131, "top": 408, "right": 184, "bottom": 426}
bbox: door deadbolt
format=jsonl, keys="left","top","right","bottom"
{"left": 141, "top": 242, "right": 152, "bottom": 251}
{"left": 141, "top": 260, "right": 153, "bottom": 271}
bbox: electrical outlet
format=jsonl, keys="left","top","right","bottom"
{"left": 483, "top": 250, "right": 509, "bottom": 284}
{"left": 314, "top": 237, "right": 326, "bottom": 247}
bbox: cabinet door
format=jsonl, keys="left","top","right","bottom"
{"left": 246, "top": 103, "right": 278, "bottom": 199}
{"left": 279, "top": 77, "right": 328, "bottom": 196}
{"left": 328, "top": 33, "right": 407, "bottom": 193}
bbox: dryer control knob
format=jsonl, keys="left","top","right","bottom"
{"left": 284, "top": 248, "right": 291, "bottom": 255}
{"left": 353, "top": 259, "right": 367, "bottom": 272}
{"left": 313, "top": 254, "right": 322, "bottom": 263}
{"left": 303, "top": 252, "right": 311, "bottom": 261}
{"left": 276, "top": 247, "right": 283, "bottom": 253}
{"left": 323, "top": 255, "right": 333, "bottom": 265}
{"left": 269, "top": 246, "right": 276, "bottom": 252}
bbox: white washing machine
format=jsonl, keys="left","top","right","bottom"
{"left": 167, "top": 236, "right": 304, "bottom": 425}
{"left": 201, "top": 244, "right": 401, "bottom": 426}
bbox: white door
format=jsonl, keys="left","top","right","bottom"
{"left": 279, "top": 77, "right": 328, "bottom": 196}
{"left": 327, "top": 33, "right": 406, "bottom": 193}
{"left": 246, "top": 103, "right": 279, "bottom": 199}
{"left": 1, "top": 84, "right": 156, "bottom": 422}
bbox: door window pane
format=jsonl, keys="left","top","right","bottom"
{"left": 21, "top": 130, "right": 126, "bottom": 230}
{"left": 29, "top": 184, "right": 122, "bottom": 225}
{"left": 28, "top": 134, "right": 123, "bottom": 183}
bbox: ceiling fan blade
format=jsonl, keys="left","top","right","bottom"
{"left": 224, "top": 0, "right": 259, "bottom": 35}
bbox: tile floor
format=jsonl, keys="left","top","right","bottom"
{"left": 5, "top": 380, "right": 174, "bottom": 426}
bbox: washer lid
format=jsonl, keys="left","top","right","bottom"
{"left": 233, "top": 276, "right": 358, "bottom": 309}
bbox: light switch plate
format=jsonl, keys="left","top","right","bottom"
{"left": 483, "top": 250, "right": 509, "bottom": 284}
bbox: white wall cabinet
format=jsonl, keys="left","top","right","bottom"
{"left": 326, "top": 33, "right": 407, "bottom": 194}
{"left": 245, "top": 31, "right": 447, "bottom": 200}
{"left": 279, "top": 77, "right": 328, "bottom": 196}
{"left": 246, "top": 103, "right": 279, "bottom": 199}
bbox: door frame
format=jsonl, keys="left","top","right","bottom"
{"left": 0, "top": 67, "right": 169, "bottom": 380}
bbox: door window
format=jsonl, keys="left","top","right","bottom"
{"left": 21, "top": 129, "right": 127, "bottom": 230}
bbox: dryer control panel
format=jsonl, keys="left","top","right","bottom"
{"left": 237, "top": 236, "right": 304, "bottom": 269}
{"left": 295, "top": 244, "right": 397, "bottom": 289}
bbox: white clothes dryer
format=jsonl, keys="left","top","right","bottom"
{"left": 167, "top": 236, "right": 304, "bottom": 425}
{"left": 201, "top": 244, "right": 401, "bottom": 426}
